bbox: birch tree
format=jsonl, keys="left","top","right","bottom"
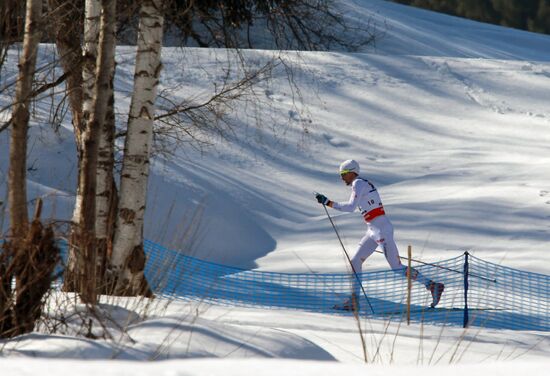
{"left": 62, "top": 0, "right": 100, "bottom": 292}
{"left": 76, "top": 0, "right": 117, "bottom": 303}
{"left": 8, "top": 0, "right": 42, "bottom": 248}
{"left": 110, "top": 0, "right": 164, "bottom": 296}
{"left": 94, "top": 0, "right": 118, "bottom": 293}
{"left": 1, "top": 0, "right": 60, "bottom": 339}
{"left": 49, "top": 1, "right": 117, "bottom": 296}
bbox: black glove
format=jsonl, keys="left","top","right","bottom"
{"left": 315, "top": 193, "right": 330, "bottom": 205}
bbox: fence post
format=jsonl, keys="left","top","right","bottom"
{"left": 407, "top": 245, "right": 412, "bottom": 325}
{"left": 463, "top": 251, "right": 469, "bottom": 328}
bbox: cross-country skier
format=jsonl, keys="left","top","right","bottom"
{"left": 315, "top": 159, "right": 444, "bottom": 311}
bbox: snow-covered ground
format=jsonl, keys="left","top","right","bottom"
{"left": 1, "top": 0, "right": 549, "bottom": 373}
{"left": 2, "top": 297, "right": 549, "bottom": 365}
{"left": 0, "top": 358, "right": 547, "bottom": 376}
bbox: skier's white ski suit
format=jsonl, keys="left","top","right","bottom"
{"left": 331, "top": 177, "right": 430, "bottom": 295}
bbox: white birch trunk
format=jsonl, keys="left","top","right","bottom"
{"left": 73, "top": 0, "right": 117, "bottom": 303}
{"left": 73, "top": 0, "right": 101, "bottom": 229}
{"left": 64, "top": 0, "right": 100, "bottom": 292}
{"left": 95, "top": 0, "right": 117, "bottom": 264}
{"left": 8, "top": 0, "right": 42, "bottom": 244}
{"left": 82, "top": 0, "right": 101, "bottom": 129}
{"left": 95, "top": 85, "right": 116, "bottom": 260}
{"left": 72, "top": 0, "right": 100, "bottom": 227}
{"left": 111, "top": 0, "right": 164, "bottom": 296}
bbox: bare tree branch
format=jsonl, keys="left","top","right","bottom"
{"left": 0, "top": 72, "right": 68, "bottom": 133}
{"left": 154, "top": 61, "right": 275, "bottom": 122}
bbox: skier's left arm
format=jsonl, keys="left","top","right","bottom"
{"left": 331, "top": 181, "right": 363, "bottom": 212}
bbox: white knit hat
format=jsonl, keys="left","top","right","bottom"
{"left": 339, "top": 159, "right": 360, "bottom": 175}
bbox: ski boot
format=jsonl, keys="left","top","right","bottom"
{"left": 333, "top": 293, "right": 360, "bottom": 312}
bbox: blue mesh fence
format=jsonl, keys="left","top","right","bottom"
{"left": 143, "top": 240, "right": 550, "bottom": 331}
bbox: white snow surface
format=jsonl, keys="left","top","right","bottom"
{"left": 0, "top": 358, "right": 547, "bottom": 376}
{"left": 1, "top": 0, "right": 550, "bottom": 373}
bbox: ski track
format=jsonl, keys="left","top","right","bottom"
{"left": 422, "top": 58, "right": 550, "bottom": 121}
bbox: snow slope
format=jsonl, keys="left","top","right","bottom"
{"left": 346, "top": 0, "right": 550, "bottom": 60}
{"left": 2, "top": 1, "right": 550, "bottom": 273}
{"left": 0, "top": 0, "right": 550, "bottom": 372}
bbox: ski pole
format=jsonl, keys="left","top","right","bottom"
{"left": 319, "top": 199, "right": 375, "bottom": 314}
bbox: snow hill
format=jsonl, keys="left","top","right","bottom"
{"left": 0, "top": 0, "right": 549, "bottom": 373}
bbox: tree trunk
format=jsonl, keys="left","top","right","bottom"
{"left": 1, "top": 200, "right": 60, "bottom": 339}
{"left": 0, "top": 0, "right": 21, "bottom": 71}
{"left": 11, "top": 200, "right": 59, "bottom": 338}
{"left": 76, "top": 0, "right": 117, "bottom": 304}
{"left": 8, "top": 0, "right": 42, "bottom": 248}
{"left": 94, "top": 0, "right": 117, "bottom": 294}
{"left": 47, "top": 0, "right": 84, "bottom": 147}
{"left": 111, "top": 0, "right": 164, "bottom": 297}
{"left": 63, "top": 0, "right": 100, "bottom": 293}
